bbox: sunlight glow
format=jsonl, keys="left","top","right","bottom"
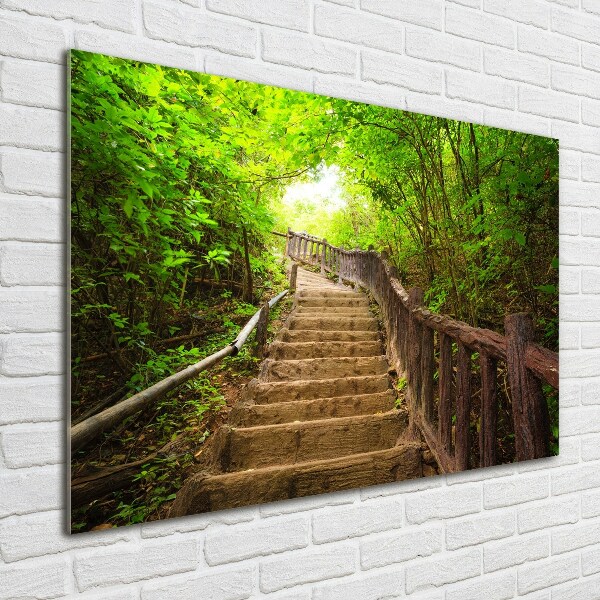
{"left": 282, "top": 164, "right": 346, "bottom": 215}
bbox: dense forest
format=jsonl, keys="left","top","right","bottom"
{"left": 70, "top": 51, "right": 558, "bottom": 529}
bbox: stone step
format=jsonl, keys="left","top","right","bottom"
{"left": 278, "top": 329, "right": 380, "bottom": 343}
{"left": 268, "top": 340, "right": 383, "bottom": 360}
{"left": 209, "top": 411, "right": 408, "bottom": 472}
{"left": 229, "top": 390, "right": 396, "bottom": 427}
{"left": 295, "top": 306, "right": 372, "bottom": 316}
{"left": 170, "top": 443, "right": 422, "bottom": 516}
{"left": 260, "top": 355, "right": 388, "bottom": 382}
{"left": 297, "top": 297, "right": 369, "bottom": 307}
{"left": 287, "top": 316, "right": 378, "bottom": 331}
{"left": 248, "top": 374, "right": 391, "bottom": 404}
{"left": 296, "top": 289, "right": 361, "bottom": 299}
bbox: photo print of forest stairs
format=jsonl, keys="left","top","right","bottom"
{"left": 170, "top": 265, "right": 427, "bottom": 516}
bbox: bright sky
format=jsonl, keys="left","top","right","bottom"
{"left": 281, "top": 164, "right": 346, "bottom": 214}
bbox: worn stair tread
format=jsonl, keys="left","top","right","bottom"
{"left": 269, "top": 340, "right": 383, "bottom": 360}
{"left": 170, "top": 443, "right": 423, "bottom": 516}
{"left": 229, "top": 390, "right": 396, "bottom": 427}
{"left": 206, "top": 409, "right": 409, "bottom": 472}
{"left": 297, "top": 297, "right": 369, "bottom": 307}
{"left": 287, "top": 316, "right": 379, "bottom": 331}
{"left": 295, "top": 306, "right": 373, "bottom": 316}
{"left": 248, "top": 374, "right": 391, "bottom": 403}
{"left": 278, "top": 329, "right": 380, "bottom": 343}
{"left": 296, "top": 289, "right": 362, "bottom": 298}
{"left": 260, "top": 355, "right": 388, "bottom": 381}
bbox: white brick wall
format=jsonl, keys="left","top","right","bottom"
{"left": 0, "top": 1, "right": 598, "bottom": 598}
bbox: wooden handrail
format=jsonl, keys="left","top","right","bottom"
{"left": 71, "top": 289, "right": 288, "bottom": 454}
{"left": 286, "top": 229, "right": 558, "bottom": 472}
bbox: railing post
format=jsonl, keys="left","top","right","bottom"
{"left": 438, "top": 333, "right": 453, "bottom": 453}
{"left": 455, "top": 343, "right": 472, "bottom": 471}
{"left": 407, "top": 287, "right": 424, "bottom": 417}
{"left": 421, "top": 324, "right": 435, "bottom": 423}
{"left": 285, "top": 228, "right": 291, "bottom": 257}
{"left": 321, "top": 239, "right": 327, "bottom": 274}
{"left": 480, "top": 351, "right": 498, "bottom": 467}
{"left": 505, "top": 313, "right": 551, "bottom": 461}
{"left": 290, "top": 263, "right": 298, "bottom": 293}
{"left": 253, "top": 302, "right": 270, "bottom": 358}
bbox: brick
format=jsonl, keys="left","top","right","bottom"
{"left": 446, "top": 511, "right": 515, "bottom": 550}
{"left": 312, "top": 570, "right": 403, "bottom": 600}
{"left": 583, "top": 44, "right": 600, "bottom": 73}
{"left": 207, "top": 0, "right": 310, "bottom": 32}
{"left": 446, "top": 572, "right": 515, "bottom": 600}
{"left": 553, "top": 122, "right": 600, "bottom": 153}
{"left": 314, "top": 4, "right": 403, "bottom": 54}
{"left": 583, "top": 380, "right": 600, "bottom": 405}
{"left": 552, "top": 64, "right": 600, "bottom": 100}
{"left": 141, "top": 567, "right": 253, "bottom": 600}
{"left": 0, "top": 465, "right": 61, "bottom": 518}
{"left": 205, "top": 55, "right": 313, "bottom": 94}
{"left": 361, "top": 0, "right": 443, "bottom": 30}
{"left": 484, "top": 47, "right": 549, "bottom": 86}
{"left": 518, "top": 496, "right": 579, "bottom": 533}
{"left": 583, "top": 546, "right": 600, "bottom": 575}
{"left": 0, "top": 103, "right": 62, "bottom": 151}
{"left": 518, "top": 554, "right": 579, "bottom": 594}
{"left": 361, "top": 51, "right": 443, "bottom": 94}
{"left": 553, "top": 576, "right": 600, "bottom": 600}
{"left": 315, "top": 75, "right": 403, "bottom": 110}
{"left": 450, "top": 0, "right": 481, "bottom": 6}
{"left": 406, "top": 485, "right": 481, "bottom": 523}
{"left": 560, "top": 151, "right": 580, "bottom": 181}
{"left": 560, "top": 267, "right": 579, "bottom": 294}
{"left": 205, "top": 517, "right": 308, "bottom": 565}
{"left": 141, "top": 505, "right": 255, "bottom": 538}
{"left": 74, "top": 29, "right": 197, "bottom": 71}
{"left": 262, "top": 29, "right": 356, "bottom": 76}
{"left": 582, "top": 99, "right": 600, "bottom": 128}
{"left": 482, "top": 108, "right": 549, "bottom": 136}
{"left": 560, "top": 323, "right": 579, "bottom": 350}
{"left": 484, "top": 0, "right": 549, "bottom": 29}
{"left": 446, "top": 5, "right": 515, "bottom": 48}
{"left": 583, "top": 490, "right": 600, "bottom": 518}
{"left": 0, "top": 511, "right": 131, "bottom": 562}
{"left": 0, "top": 150, "right": 64, "bottom": 197}
{"left": 74, "top": 540, "right": 199, "bottom": 590}
{"left": 406, "top": 92, "right": 484, "bottom": 123}
{"left": 552, "top": 519, "right": 600, "bottom": 554}
{"left": 0, "top": 60, "right": 64, "bottom": 110}
{"left": 0, "top": 242, "right": 63, "bottom": 286}
{"left": 0, "top": 376, "right": 62, "bottom": 424}
{"left": 259, "top": 490, "right": 354, "bottom": 517}
{"left": 518, "top": 26, "right": 579, "bottom": 65}
{"left": 0, "top": 194, "right": 61, "bottom": 242}
{"left": 2, "top": 0, "right": 136, "bottom": 33}
{"left": 518, "top": 86, "right": 579, "bottom": 122}
{"left": 259, "top": 545, "right": 356, "bottom": 593}
{"left": 484, "top": 473, "right": 548, "bottom": 508}
{"left": 552, "top": 463, "right": 600, "bottom": 494}
{"left": 583, "top": 434, "right": 600, "bottom": 460}
{"left": 583, "top": 0, "right": 600, "bottom": 16}
{"left": 405, "top": 547, "right": 481, "bottom": 594}
{"left": 71, "top": 589, "right": 137, "bottom": 600}
{"left": 446, "top": 69, "right": 515, "bottom": 109}
{"left": 360, "top": 526, "right": 442, "bottom": 569}
{"left": 557, "top": 381, "right": 580, "bottom": 407}
{"left": 1, "top": 421, "right": 62, "bottom": 467}
{"left": 0, "top": 12, "right": 65, "bottom": 63}
{"left": 143, "top": 2, "right": 256, "bottom": 58}
{"left": 560, "top": 405, "right": 600, "bottom": 434}
{"left": 484, "top": 532, "right": 549, "bottom": 572}
{"left": 406, "top": 28, "right": 481, "bottom": 71}
{"left": 582, "top": 269, "right": 600, "bottom": 292}
{"left": 552, "top": 8, "right": 600, "bottom": 46}
{"left": 0, "top": 289, "right": 61, "bottom": 333}
{"left": 312, "top": 498, "right": 403, "bottom": 543}
{"left": 560, "top": 208, "right": 580, "bottom": 235}
{"left": 0, "top": 556, "right": 69, "bottom": 600}
{"left": 582, "top": 155, "right": 600, "bottom": 182}
{"left": 0, "top": 333, "right": 63, "bottom": 376}
{"left": 582, "top": 325, "right": 600, "bottom": 348}
{"left": 560, "top": 350, "right": 600, "bottom": 377}
{"left": 560, "top": 181, "right": 600, "bottom": 209}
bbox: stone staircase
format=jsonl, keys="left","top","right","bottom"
{"left": 170, "top": 266, "right": 423, "bottom": 517}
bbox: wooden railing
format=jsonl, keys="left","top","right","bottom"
{"left": 286, "top": 229, "right": 559, "bottom": 472}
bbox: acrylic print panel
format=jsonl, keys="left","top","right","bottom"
{"left": 69, "top": 50, "right": 558, "bottom": 531}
